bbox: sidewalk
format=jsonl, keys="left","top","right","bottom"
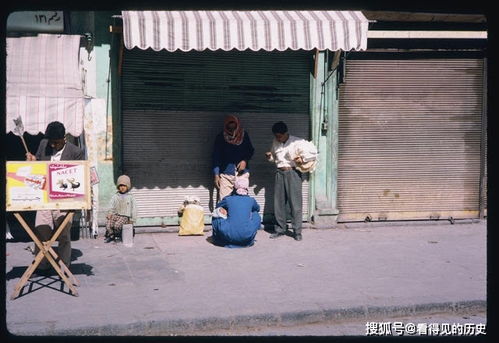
{"left": 5, "top": 220, "right": 486, "bottom": 336}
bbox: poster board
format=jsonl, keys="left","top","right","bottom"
{"left": 6, "top": 161, "right": 91, "bottom": 211}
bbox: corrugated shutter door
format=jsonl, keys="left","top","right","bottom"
{"left": 122, "top": 49, "right": 311, "bottom": 113}
{"left": 122, "top": 50, "right": 310, "bottom": 221}
{"left": 338, "top": 57, "right": 484, "bottom": 222}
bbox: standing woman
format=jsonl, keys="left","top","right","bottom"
{"left": 211, "top": 178, "right": 261, "bottom": 248}
{"left": 212, "top": 115, "right": 255, "bottom": 201}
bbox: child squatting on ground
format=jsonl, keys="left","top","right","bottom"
{"left": 105, "top": 175, "right": 137, "bottom": 243}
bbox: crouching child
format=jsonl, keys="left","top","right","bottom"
{"left": 105, "top": 175, "right": 137, "bottom": 243}
{"left": 178, "top": 196, "right": 205, "bottom": 236}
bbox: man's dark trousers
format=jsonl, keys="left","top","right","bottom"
{"left": 274, "top": 169, "right": 302, "bottom": 235}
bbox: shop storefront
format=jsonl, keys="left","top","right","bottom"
{"left": 121, "top": 49, "right": 312, "bottom": 222}
{"left": 5, "top": 13, "right": 90, "bottom": 237}
{"left": 337, "top": 51, "right": 487, "bottom": 222}
{"left": 118, "top": 10, "right": 369, "bottom": 226}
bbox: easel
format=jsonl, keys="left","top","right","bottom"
{"left": 10, "top": 211, "right": 80, "bottom": 299}
{"left": 7, "top": 160, "right": 91, "bottom": 299}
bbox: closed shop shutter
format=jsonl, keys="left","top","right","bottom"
{"left": 122, "top": 49, "right": 311, "bottom": 113}
{"left": 121, "top": 49, "right": 311, "bottom": 222}
{"left": 337, "top": 55, "right": 485, "bottom": 222}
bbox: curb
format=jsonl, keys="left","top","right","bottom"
{"left": 126, "top": 219, "right": 485, "bottom": 235}
{"left": 11, "top": 300, "right": 486, "bottom": 336}
{"left": 341, "top": 219, "right": 484, "bottom": 230}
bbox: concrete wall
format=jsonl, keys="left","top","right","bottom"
{"left": 70, "top": 11, "right": 118, "bottom": 225}
{"left": 309, "top": 51, "right": 340, "bottom": 227}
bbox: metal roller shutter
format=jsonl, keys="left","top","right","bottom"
{"left": 122, "top": 49, "right": 311, "bottom": 113}
{"left": 121, "top": 49, "right": 311, "bottom": 222}
{"left": 337, "top": 56, "right": 485, "bottom": 222}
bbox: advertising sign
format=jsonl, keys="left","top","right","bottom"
{"left": 7, "top": 11, "right": 64, "bottom": 33}
{"left": 6, "top": 161, "right": 91, "bottom": 211}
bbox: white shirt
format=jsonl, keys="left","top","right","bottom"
{"left": 50, "top": 144, "right": 66, "bottom": 161}
{"left": 268, "top": 135, "right": 304, "bottom": 168}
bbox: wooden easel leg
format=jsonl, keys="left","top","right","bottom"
{"left": 47, "top": 247, "right": 80, "bottom": 286}
{"left": 44, "top": 212, "right": 79, "bottom": 291}
{"left": 11, "top": 212, "right": 80, "bottom": 299}
{"left": 43, "top": 244, "right": 79, "bottom": 296}
{"left": 10, "top": 251, "right": 46, "bottom": 300}
{"left": 11, "top": 213, "right": 47, "bottom": 299}
{"left": 41, "top": 212, "right": 79, "bottom": 295}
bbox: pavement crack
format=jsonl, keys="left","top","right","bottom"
{"left": 151, "top": 234, "right": 172, "bottom": 262}
{"left": 121, "top": 251, "right": 138, "bottom": 286}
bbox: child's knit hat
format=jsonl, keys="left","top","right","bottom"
{"left": 117, "top": 175, "right": 131, "bottom": 189}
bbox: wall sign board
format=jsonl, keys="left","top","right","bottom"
{"left": 7, "top": 11, "right": 64, "bottom": 33}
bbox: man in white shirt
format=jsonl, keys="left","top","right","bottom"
{"left": 265, "top": 121, "right": 305, "bottom": 241}
{"left": 26, "top": 121, "right": 84, "bottom": 274}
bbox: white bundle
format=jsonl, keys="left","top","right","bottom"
{"left": 287, "top": 140, "right": 318, "bottom": 173}
{"left": 178, "top": 196, "right": 203, "bottom": 215}
{"left": 183, "top": 195, "right": 201, "bottom": 205}
{"left": 212, "top": 207, "right": 227, "bottom": 219}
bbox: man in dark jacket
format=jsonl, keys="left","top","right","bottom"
{"left": 26, "top": 121, "right": 85, "bottom": 272}
{"left": 27, "top": 122, "right": 84, "bottom": 162}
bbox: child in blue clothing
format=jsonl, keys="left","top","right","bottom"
{"left": 211, "top": 177, "right": 261, "bottom": 248}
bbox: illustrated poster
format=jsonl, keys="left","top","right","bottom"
{"left": 48, "top": 163, "right": 86, "bottom": 199}
{"left": 6, "top": 161, "right": 90, "bottom": 211}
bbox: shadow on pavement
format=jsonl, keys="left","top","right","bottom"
{"left": 10, "top": 276, "right": 76, "bottom": 299}
{"left": 6, "top": 263, "right": 94, "bottom": 281}
{"left": 6, "top": 262, "right": 94, "bottom": 299}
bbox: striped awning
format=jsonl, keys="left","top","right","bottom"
{"left": 122, "top": 10, "right": 368, "bottom": 52}
{"left": 6, "top": 34, "right": 84, "bottom": 136}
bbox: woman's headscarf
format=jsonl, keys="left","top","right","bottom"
{"left": 234, "top": 177, "right": 249, "bottom": 195}
{"left": 223, "top": 115, "right": 245, "bottom": 145}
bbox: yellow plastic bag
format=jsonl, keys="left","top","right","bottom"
{"left": 178, "top": 205, "right": 205, "bottom": 236}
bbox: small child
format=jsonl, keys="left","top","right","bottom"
{"left": 177, "top": 196, "right": 205, "bottom": 236}
{"left": 105, "top": 175, "right": 137, "bottom": 243}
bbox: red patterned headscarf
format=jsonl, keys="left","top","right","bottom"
{"left": 223, "top": 115, "right": 245, "bottom": 145}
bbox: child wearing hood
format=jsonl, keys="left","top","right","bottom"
{"left": 105, "top": 175, "right": 137, "bottom": 243}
